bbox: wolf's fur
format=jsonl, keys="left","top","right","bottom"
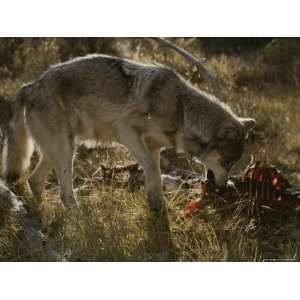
{"left": 2, "top": 54, "right": 255, "bottom": 211}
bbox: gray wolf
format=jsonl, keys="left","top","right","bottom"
{"left": 1, "top": 54, "right": 255, "bottom": 212}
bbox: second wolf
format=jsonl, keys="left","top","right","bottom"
{"left": 2, "top": 54, "right": 255, "bottom": 211}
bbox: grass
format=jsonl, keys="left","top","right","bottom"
{"left": 0, "top": 38, "right": 300, "bottom": 261}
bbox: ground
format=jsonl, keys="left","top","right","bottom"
{"left": 0, "top": 38, "right": 299, "bottom": 261}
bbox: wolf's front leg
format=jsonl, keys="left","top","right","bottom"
{"left": 144, "top": 163, "right": 164, "bottom": 212}
{"left": 146, "top": 147, "right": 164, "bottom": 212}
{"left": 116, "top": 125, "right": 164, "bottom": 212}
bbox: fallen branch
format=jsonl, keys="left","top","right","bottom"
{"left": 149, "top": 37, "right": 223, "bottom": 100}
{"left": 0, "top": 179, "right": 65, "bottom": 261}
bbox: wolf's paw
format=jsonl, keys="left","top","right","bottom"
{"left": 62, "top": 200, "right": 78, "bottom": 209}
{"left": 61, "top": 195, "right": 80, "bottom": 210}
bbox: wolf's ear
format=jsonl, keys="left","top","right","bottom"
{"left": 240, "top": 118, "right": 256, "bottom": 133}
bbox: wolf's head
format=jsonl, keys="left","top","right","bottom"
{"left": 182, "top": 92, "right": 255, "bottom": 187}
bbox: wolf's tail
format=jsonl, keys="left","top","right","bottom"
{"left": 2, "top": 85, "right": 34, "bottom": 184}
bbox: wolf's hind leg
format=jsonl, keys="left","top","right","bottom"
{"left": 117, "top": 125, "right": 164, "bottom": 212}
{"left": 29, "top": 154, "right": 52, "bottom": 202}
{"left": 26, "top": 107, "right": 77, "bottom": 208}
{"left": 49, "top": 136, "right": 77, "bottom": 208}
{"left": 32, "top": 131, "right": 76, "bottom": 207}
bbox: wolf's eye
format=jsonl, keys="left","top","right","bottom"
{"left": 221, "top": 160, "right": 234, "bottom": 170}
{"left": 216, "top": 139, "right": 229, "bottom": 153}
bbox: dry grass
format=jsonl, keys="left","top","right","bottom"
{"left": 0, "top": 38, "right": 300, "bottom": 261}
